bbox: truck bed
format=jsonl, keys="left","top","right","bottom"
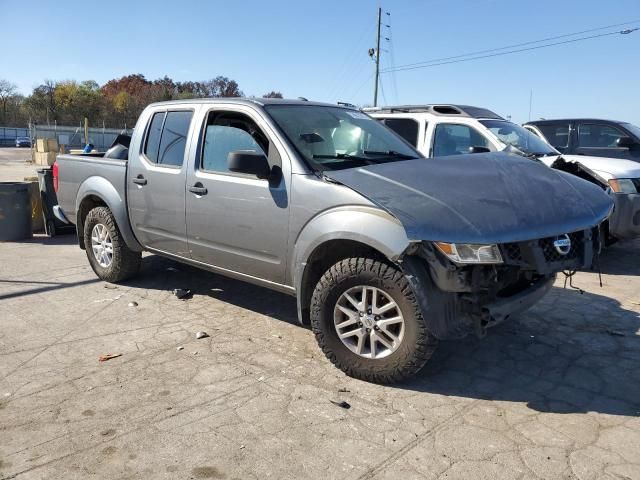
{"left": 55, "top": 153, "right": 128, "bottom": 226}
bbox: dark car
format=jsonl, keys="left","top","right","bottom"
{"left": 15, "top": 136, "right": 31, "bottom": 148}
{"left": 524, "top": 119, "right": 640, "bottom": 162}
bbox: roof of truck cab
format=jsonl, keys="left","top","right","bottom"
{"left": 363, "top": 104, "right": 504, "bottom": 120}
{"left": 146, "top": 98, "right": 353, "bottom": 108}
{"left": 525, "top": 118, "right": 627, "bottom": 125}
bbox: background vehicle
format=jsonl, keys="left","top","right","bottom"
{"left": 366, "top": 104, "right": 640, "bottom": 242}
{"left": 54, "top": 99, "right": 612, "bottom": 383}
{"left": 15, "top": 136, "right": 31, "bottom": 148}
{"left": 524, "top": 118, "right": 640, "bottom": 162}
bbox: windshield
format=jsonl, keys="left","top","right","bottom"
{"left": 265, "top": 105, "right": 420, "bottom": 171}
{"left": 622, "top": 122, "right": 640, "bottom": 140}
{"left": 480, "top": 120, "right": 557, "bottom": 156}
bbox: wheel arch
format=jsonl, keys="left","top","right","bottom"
{"left": 292, "top": 206, "right": 411, "bottom": 325}
{"left": 75, "top": 177, "right": 143, "bottom": 252}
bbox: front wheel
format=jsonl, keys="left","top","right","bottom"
{"left": 310, "top": 257, "right": 438, "bottom": 384}
{"left": 84, "top": 206, "right": 141, "bottom": 282}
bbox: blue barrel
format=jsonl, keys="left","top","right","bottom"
{"left": 0, "top": 182, "right": 33, "bottom": 241}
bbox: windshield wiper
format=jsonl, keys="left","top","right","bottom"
{"left": 363, "top": 150, "right": 418, "bottom": 159}
{"left": 312, "top": 153, "right": 372, "bottom": 161}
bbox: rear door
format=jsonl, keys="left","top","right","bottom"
{"left": 127, "top": 107, "right": 195, "bottom": 255}
{"left": 575, "top": 122, "right": 630, "bottom": 159}
{"left": 184, "top": 105, "right": 290, "bottom": 283}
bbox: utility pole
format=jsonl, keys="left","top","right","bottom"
{"left": 373, "top": 7, "right": 382, "bottom": 107}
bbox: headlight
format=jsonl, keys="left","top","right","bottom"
{"left": 434, "top": 242, "right": 503, "bottom": 264}
{"left": 608, "top": 178, "right": 638, "bottom": 194}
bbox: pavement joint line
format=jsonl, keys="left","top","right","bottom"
{"left": 355, "top": 399, "right": 481, "bottom": 480}
{"left": 0, "top": 286, "right": 136, "bottom": 381}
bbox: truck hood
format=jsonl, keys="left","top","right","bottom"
{"left": 325, "top": 152, "right": 613, "bottom": 244}
{"left": 540, "top": 154, "right": 640, "bottom": 181}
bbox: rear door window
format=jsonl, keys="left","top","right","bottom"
{"left": 380, "top": 118, "right": 420, "bottom": 147}
{"left": 143, "top": 110, "right": 193, "bottom": 167}
{"left": 537, "top": 123, "right": 570, "bottom": 149}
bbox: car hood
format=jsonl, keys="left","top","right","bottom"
{"left": 325, "top": 152, "right": 613, "bottom": 244}
{"left": 544, "top": 154, "right": 640, "bottom": 181}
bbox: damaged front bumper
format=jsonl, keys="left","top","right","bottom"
{"left": 401, "top": 227, "right": 599, "bottom": 340}
{"left": 609, "top": 193, "right": 640, "bottom": 240}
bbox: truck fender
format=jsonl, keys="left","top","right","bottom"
{"left": 76, "top": 176, "right": 143, "bottom": 252}
{"left": 291, "top": 206, "right": 411, "bottom": 324}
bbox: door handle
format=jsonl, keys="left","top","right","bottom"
{"left": 133, "top": 176, "right": 147, "bottom": 185}
{"left": 189, "top": 183, "right": 208, "bottom": 195}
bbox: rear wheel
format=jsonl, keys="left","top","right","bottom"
{"left": 310, "top": 257, "right": 438, "bottom": 384}
{"left": 84, "top": 206, "right": 141, "bottom": 282}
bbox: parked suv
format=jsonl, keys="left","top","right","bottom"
{"left": 54, "top": 99, "right": 612, "bottom": 383}
{"left": 365, "top": 105, "right": 640, "bottom": 241}
{"left": 524, "top": 118, "right": 640, "bottom": 162}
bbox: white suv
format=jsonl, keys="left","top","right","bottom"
{"left": 364, "top": 104, "right": 640, "bottom": 242}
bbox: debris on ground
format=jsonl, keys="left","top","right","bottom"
{"left": 330, "top": 400, "right": 351, "bottom": 409}
{"left": 271, "top": 334, "right": 282, "bottom": 339}
{"left": 239, "top": 445, "right": 246, "bottom": 449}
{"left": 337, "top": 387, "right": 350, "bottom": 393}
{"left": 173, "top": 288, "right": 192, "bottom": 299}
{"left": 128, "top": 301, "right": 138, "bottom": 307}
{"left": 176, "top": 346, "right": 184, "bottom": 351}
{"left": 98, "top": 353, "right": 122, "bottom": 362}
{"left": 195, "top": 331, "right": 209, "bottom": 339}
{"left": 192, "top": 351, "right": 199, "bottom": 356}
{"left": 104, "top": 284, "right": 118, "bottom": 290}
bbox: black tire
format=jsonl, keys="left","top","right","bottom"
{"left": 310, "top": 257, "right": 438, "bottom": 384}
{"left": 83, "top": 206, "right": 141, "bottom": 282}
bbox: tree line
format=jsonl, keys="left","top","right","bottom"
{"left": 0, "top": 75, "right": 283, "bottom": 129}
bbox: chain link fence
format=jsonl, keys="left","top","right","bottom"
{"left": 0, "top": 124, "right": 132, "bottom": 151}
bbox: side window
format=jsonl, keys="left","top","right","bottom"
{"left": 143, "top": 110, "right": 193, "bottom": 166}
{"left": 537, "top": 123, "right": 569, "bottom": 149}
{"left": 144, "top": 112, "right": 165, "bottom": 163}
{"left": 433, "top": 123, "right": 491, "bottom": 157}
{"left": 382, "top": 118, "right": 420, "bottom": 147}
{"left": 578, "top": 124, "right": 625, "bottom": 148}
{"left": 201, "top": 112, "right": 269, "bottom": 174}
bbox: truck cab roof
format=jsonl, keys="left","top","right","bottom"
{"left": 146, "top": 97, "right": 354, "bottom": 109}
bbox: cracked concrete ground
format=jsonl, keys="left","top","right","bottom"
{"left": 1, "top": 148, "right": 639, "bottom": 479}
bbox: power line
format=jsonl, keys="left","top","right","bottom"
{"left": 381, "top": 27, "right": 638, "bottom": 73}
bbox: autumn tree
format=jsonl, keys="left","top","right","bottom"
{"left": 262, "top": 91, "right": 283, "bottom": 99}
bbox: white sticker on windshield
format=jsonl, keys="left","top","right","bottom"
{"left": 344, "top": 111, "right": 370, "bottom": 120}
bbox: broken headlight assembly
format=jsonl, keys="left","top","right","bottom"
{"left": 608, "top": 178, "right": 638, "bottom": 194}
{"left": 434, "top": 242, "right": 503, "bottom": 264}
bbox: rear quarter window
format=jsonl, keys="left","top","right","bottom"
{"left": 381, "top": 118, "right": 420, "bottom": 147}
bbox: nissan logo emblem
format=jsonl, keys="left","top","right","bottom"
{"left": 553, "top": 234, "right": 572, "bottom": 255}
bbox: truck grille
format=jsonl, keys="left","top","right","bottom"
{"left": 500, "top": 229, "right": 592, "bottom": 274}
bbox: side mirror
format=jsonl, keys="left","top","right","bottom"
{"left": 617, "top": 136, "right": 637, "bottom": 149}
{"left": 469, "top": 146, "right": 491, "bottom": 154}
{"left": 228, "top": 151, "right": 271, "bottom": 179}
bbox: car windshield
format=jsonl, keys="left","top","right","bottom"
{"left": 480, "top": 120, "right": 557, "bottom": 157}
{"left": 622, "top": 122, "right": 640, "bottom": 140}
{"left": 265, "top": 105, "right": 420, "bottom": 171}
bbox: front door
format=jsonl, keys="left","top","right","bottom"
{"left": 575, "top": 123, "right": 630, "bottom": 159}
{"left": 185, "top": 107, "right": 290, "bottom": 284}
{"left": 127, "top": 108, "right": 194, "bottom": 256}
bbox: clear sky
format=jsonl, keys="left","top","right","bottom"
{"left": 2, "top": 0, "right": 639, "bottom": 124}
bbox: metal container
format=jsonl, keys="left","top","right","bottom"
{"left": 0, "top": 182, "right": 33, "bottom": 241}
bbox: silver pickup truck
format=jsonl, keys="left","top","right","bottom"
{"left": 54, "top": 98, "right": 613, "bottom": 383}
